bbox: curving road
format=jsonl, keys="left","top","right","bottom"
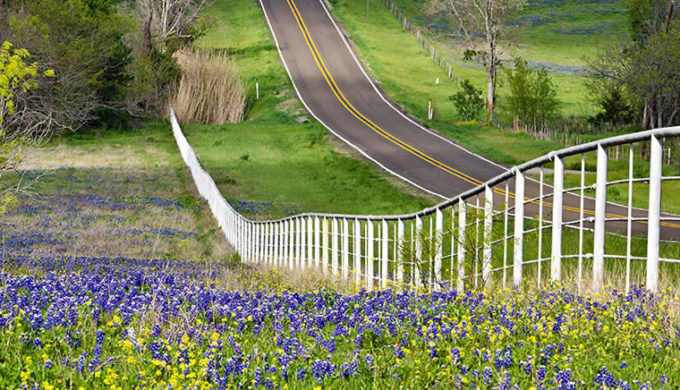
{"left": 260, "top": 0, "right": 505, "bottom": 198}
{"left": 258, "top": 0, "right": 680, "bottom": 240}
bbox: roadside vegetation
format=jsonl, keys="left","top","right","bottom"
{"left": 329, "top": 0, "right": 679, "bottom": 160}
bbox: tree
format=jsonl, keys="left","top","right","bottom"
{"left": 587, "top": 0, "right": 678, "bottom": 129}
{"left": 588, "top": 82, "right": 637, "bottom": 127}
{"left": 626, "top": 29, "right": 680, "bottom": 127}
{"left": 0, "top": 0, "right": 134, "bottom": 133}
{"left": 0, "top": 41, "right": 52, "bottom": 213}
{"left": 504, "top": 58, "right": 559, "bottom": 131}
{"left": 445, "top": 0, "right": 524, "bottom": 120}
{"left": 124, "top": 0, "right": 214, "bottom": 118}
{"left": 449, "top": 78, "right": 485, "bottom": 121}
{"left": 133, "top": 0, "right": 214, "bottom": 53}
{"left": 421, "top": 0, "right": 446, "bottom": 33}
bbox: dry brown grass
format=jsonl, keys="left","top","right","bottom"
{"left": 17, "top": 144, "right": 157, "bottom": 170}
{"left": 173, "top": 49, "right": 246, "bottom": 124}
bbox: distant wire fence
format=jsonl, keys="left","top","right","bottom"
{"left": 171, "top": 108, "right": 680, "bottom": 293}
{"left": 378, "top": 0, "right": 460, "bottom": 85}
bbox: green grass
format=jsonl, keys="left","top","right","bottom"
{"left": 381, "top": 0, "right": 629, "bottom": 117}
{"left": 504, "top": 0, "right": 626, "bottom": 66}
{"left": 185, "top": 0, "right": 436, "bottom": 218}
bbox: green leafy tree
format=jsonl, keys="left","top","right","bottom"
{"left": 587, "top": 0, "right": 677, "bottom": 129}
{"left": 449, "top": 79, "right": 485, "bottom": 121}
{"left": 0, "top": 41, "right": 39, "bottom": 125}
{"left": 504, "top": 58, "right": 559, "bottom": 131}
{"left": 0, "top": 41, "right": 51, "bottom": 213}
{"left": 1, "top": 0, "right": 133, "bottom": 132}
{"left": 588, "top": 83, "right": 638, "bottom": 127}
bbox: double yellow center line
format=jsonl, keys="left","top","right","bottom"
{"left": 285, "top": 0, "right": 481, "bottom": 187}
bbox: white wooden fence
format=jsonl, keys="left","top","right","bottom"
{"left": 171, "top": 109, "right": 680, "bottom": 293}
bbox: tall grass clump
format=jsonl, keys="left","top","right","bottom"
{"left": 173, "top": 49, "right": 246, "bottom": 124}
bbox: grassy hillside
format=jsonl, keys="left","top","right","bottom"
{"left": 372, "top": 0, "right": 628, "bottom": 117}
{"left": 188, "top": 0, "right": 435, "bottom": 218}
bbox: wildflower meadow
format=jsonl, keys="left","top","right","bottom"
{"left": 1, "top": 156, "right": 680, "bottom": 389}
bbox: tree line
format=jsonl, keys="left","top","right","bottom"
{"left": 0, "top": 0, "right": 214, "bottom": 213}
{"left": 0, "top": 0, "right": 214, "bottom": 138}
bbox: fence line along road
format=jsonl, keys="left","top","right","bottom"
{"left": 171, "top": 109, "right": 680, "bottom": 293}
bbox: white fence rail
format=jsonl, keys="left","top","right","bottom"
{"left": 171, "top": 109, "right": 680, "bottom": 293}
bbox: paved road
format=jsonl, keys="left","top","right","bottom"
{"left": 259, "top": 0, "right": 680, "bottom": 240}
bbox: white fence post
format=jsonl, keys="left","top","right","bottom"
{"left": 314, "top": 216, "right": 321, "bottom": 268}
{"left": 435, "top": 209, "right": 443, "bottom": 290}
{"left": 342, "top": 218, "right": 349, "bottom": 281}
{"left": 288, "top": 220, "right": 294, "bottom": 269}
{"left": 513, "top": 171, "right": 525, "bottom": 288}
{"left": 274, "top": 222, "right": 281, "bottom": 267}
{"left": 236, "top": 218, "right": 241, "bottom": 256}
{"left": 457, "top": 201, "right": 466, "bottom": 292}
{"left": 367, "top": 220, "right": 374, "bottom": 291}
{"left": 285, "top": 220, "right": 291, "bottom": 268}
{"left": 265, "top": 222, "right": 270, "bottom": 264}
{"left": 354, "top": 219, "right": 362, "bottom": 285}
{"left": 301, "top": 217, "right": 307, "bottom": 268}
{"left": 295, "top": 218, "right": 301, "bottom": 267}
{"left": 483, "top": 186, "right": 493, "bottom": 287}
{"left": 262, "top": 223, "right": 267, "bottom": 265}
{"left": 415, "top": 215, "right": 423, "bottom": 288}
{"left": 397, "top": 219, "right": 404, "bottom": 285}
{"left": 257, "top": 222, "right": 262, "bottom": 264}
{"left": 266, "top": 222, "right": 271, "bottom": 266}
{"left": 647, "top": 135, "right": 663, "bottom": 292}
{"left": 243, "top": 222, "right": 250, "bottom": 262}
{"left": 251, "top": 221, "right": 256, "bottom": 264}
{"left": 551, "top": 155, "right": 564, "bottom": 282}
{"left": 271, "top": 223, "right": 277, "bottom": 265}
{"left": 250, "top": 223, "right": 256, "bottom": 263}
{"left": 307, "top": 217, "right": 313, "bottom": 268}
{"left": 322, "top": 217, "right": 329, "bottom": 274}
{"left": 381, "top": 219, "right": 389, "bottom": 289}
{"left": 332, "top": 218, "right": 339, "bottom": 277}
{"left": 593, "top": 145, "right": 608, "bottom": 290}
{"left": 268, "top": 222, "right": 274, "bottom": 265}
{"left": 238, "top": 217, "right": 245, "bottom": 255}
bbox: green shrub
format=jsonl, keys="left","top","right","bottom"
{"left": 504, "top": 57, "right": 560, "bottom": 131}
{"left": 448, "top": 79, "right": 485, "bottom": 121}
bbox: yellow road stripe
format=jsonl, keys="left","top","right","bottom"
{"left": 284, "top": 0, "right": 680, "bottom": 230}
{"left": 286, "top": 0, "right": 481, "bottom": 186}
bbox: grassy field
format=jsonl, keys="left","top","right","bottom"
{"left": 375, "top": 0, "right": 627, "bottom": 117}
{"left": 187, "top": 0, "right": 435, "bottom": 218}
{"left": 1, "top": 125, "right": 232, "bottom": 263}
{"left": 2, "top": 124, "right": 679, "bottom": 390}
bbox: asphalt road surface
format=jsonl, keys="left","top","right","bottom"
{"left": 259, "top": 0, "right": 680, "bottom": 240}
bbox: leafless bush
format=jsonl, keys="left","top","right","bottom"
{"left": 133, "top": 0, "right": 214, "bottom": 53}
{"left": 173, "top": 49, "right": 245, "bottom": 124}
{"left": 3, "top": 75, "right": 96, "bottom": 139}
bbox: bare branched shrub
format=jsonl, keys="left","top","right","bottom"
{"left": 173, "top": 49, "right": 245, "bottom": 124}
{"left": 134, "top": 0, "right": 214, "bottom": 53}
